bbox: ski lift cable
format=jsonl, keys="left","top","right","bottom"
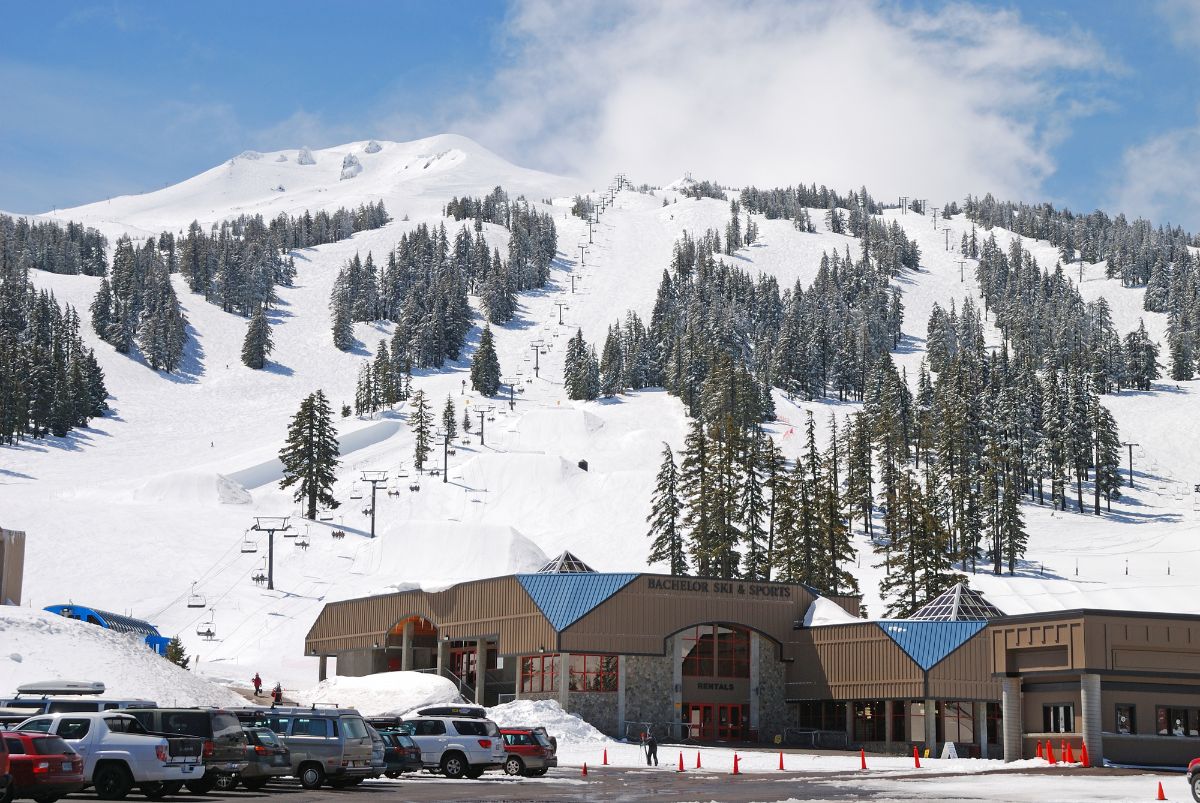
{"left": 146, "top": 527, "right": 254, "bottom": 621}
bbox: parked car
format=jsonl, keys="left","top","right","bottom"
{"left": 1187, "top": 755, "right": 1199, "bottom": 802}
{"left": 14, "top": 712, "right": 203, "bottom": 800}
{"left": 0, "top": 733, "right": 9, "bottom": 801}
{"left": 378, "top": 731, "right": 421, "bottom": 778}
{"left": 236, "top": 728, "right": 290, "bottom": 792}
{"left": 499, "top": 727, "right": 557, "bottom": 777}
{"left": 400, "top": 714, "right": 508, "bottom": 779}
{"left": 365, "top": 725, "right": 386, "bottom": 782}
{"left": 123, "top": 708, "right": 247, "bottom": 794}
{"left": 230, "top": 706, "right": 374, "bottom": 790}
{"left": 0, "top": 730, "right": 85, "bottom": 803}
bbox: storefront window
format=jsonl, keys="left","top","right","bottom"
{"left": 853, "top": 701, "right": 885, "bottom": 741}
{"left": 682, "top": 625, "right": 750, "bottom": 678}
{"left": 942, "top": 701, "right": 974, "bottom": 744}
{"left": 985, "top": 702, "right": 1002, "bottom": 746}
{"left": 568, "top": 654, "right": 618, "bottom": 692}
{"left": 1115, "top": 704, "right": 1136, "bottom": 735}
{"left": 1043, "top": 704, "right": 1074, "bottom": 734}
{"left": 891, "top": 701, "right": 907, "bottom": 742}
{"left": 793, "top": 700, "right": 846, "bottom": 732}
{"left": 519, "top": 654, "right": 558, "bottom": 694}
{"left": 1156, "top": 706, "right": 1199, "bottom": 737}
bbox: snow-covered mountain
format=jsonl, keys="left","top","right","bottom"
{"left": 4, "top": 135, "right": 1198, "bottom": 692}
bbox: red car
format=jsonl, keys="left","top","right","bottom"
{"left": 499, "top": 727, "right": 557, "bottom": 777}
{"left": 0, "top": 736, "right": 9, "bottom": 799}
{"left": 0, "top": 731, "right": 85, "bottom": 803}
{"left": 1187, "top": 756, "right": 1199, "bottom": 802}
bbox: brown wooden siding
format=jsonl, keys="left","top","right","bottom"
{"left": 927, "top": 631, "right": 1001, "bottom": 701}
{"left": 561, "top": 576, "right": 819, "bottom": 656}
{"left": 989, "top": 616, "right": 1085, "bottom": 674}
{"left": 305, "top": 576, "right": 555, "bottom": 656}
{"left": 788, "top": 623, "right": 923, "bottom": 700}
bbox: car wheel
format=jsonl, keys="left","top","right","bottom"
{"left": 241, "top": 777, "right": 268, "bottom": 792}
{"left": 95, "top": 764, "right": 134, "bottom": 800}
{"left": 0, "top": 784, "right": 13, "bottom": 803}
{"left": 1192, "top": 774, "right": 1200, "bottom": 803}
{"left": 525, "top": 767, "right": 548, "bottom": 777}
{"left": 161, "top": 782, "right": 184, "bottom": 796}
{"left": 464, "top": 766, "right": 484, "bottom": 779}
{"left": 213, "top": 774, "right": 239, "bottom": 793}
{"left": 298, "top": 763, "right": 325, "bottom": 790}
{"left": 184, "top": 778, "right": 213, "bottom": 795}
{"left": 441, "top": 752, "right": 467, "bottom": 779}
{"left": 384, "top": 771, "right": 400, "bottom": 779}
{"left": 33, "top": 797, "right": 60, "bottom": 803}
{"left": 504, "top": 756, "right": 525, "bottom": 776}
{"left": 140, "top": 782, "right": 166, "bottom": 799}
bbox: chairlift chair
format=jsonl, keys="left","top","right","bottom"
{"left": 186, "top": 583, "right": 206, "bottom": 609}
{"left": 240, "top": 530, "right": 258, "bottom": 553}
{"left": 448, "top": 447, "right": 457, "bottom": 456}
{"left": 318, "top": 509, "right": 334, "bottom": 522}
{"left": 295, "top": 538, "right": 310, "bottom": 550}
{"left": 350, "top": 483, "right": 364, "bottom": 500}
{"left": 460, "top": 437, "right": 470, "bottom": 446}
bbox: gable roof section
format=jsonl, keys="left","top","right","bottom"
{"left": 877, "top": 620, "right": 988, "bottom": 671}
{"left": 516, "top": 572, "right": 638, "bottom": 632}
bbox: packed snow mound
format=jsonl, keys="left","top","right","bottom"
{"left": 296, "top": 147, "right": 316, "bottom": 166}
{"left": 340, "top": 154, "right": 362, "bottom": 180}
{"left": 274, "top": 154, "right": 288, "bottom": 162}
{"left": 0, "top": 608, "right": 244, "bottom": 707}
{"left": 363, "top": 140, "right": 382, "bottom": 154}
{"left": 294, "top": 671, "right": 462, "bottom": 717}
{"left": 487, "top": 699, "right": 607, "bottom": 745}
{"left": 236, "top": 150, "right": 263, "bottom": 161}
{"left": 131, "top": 470, "right": 251, "bottom": 505}
{"left": 803, "top": 597, "right": 862, "bottom": 627}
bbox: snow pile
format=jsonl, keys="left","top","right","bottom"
{"left": 131, "top": 470, "right": 251, "bottom": 505}
{"left": 802, "top": 597, "right": 861, "bottom": 627}
{"left": 340, "top": 153, "right": 362, "bottom": 180}
{"left": 0, "top": 607, "right": 244, "bottom": 707}
{"left": 296, "top": 147, "right": 316, "bottom": 166}
{"left": 236, "top": 150, "right": 263, "bottom": 161}
{"left": 363, "top": 140, "right": 382, "bottom": 154}
{"left": 486, "top": 699, "right": 608, "bottom": 745}
{"left": 293, "top": 671, "right": 461, "bottom": 717}
{"left": 274, "top": 154, "right": 288, "bottom": 162}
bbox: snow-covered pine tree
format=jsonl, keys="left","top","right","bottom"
{"left": 138, "top": 260, "right": 188, "bottom": 372}
{"left": 462, "top": 404, "right": 472, "bottom": 433}
{"left": 679, "top": 418, "right": 713, "bottom": 576}
{"left": 647, "top": 442, "right": 687, "bottom": 575}
{"left": 373, "top": 341, "right": 396, "bottom": 408}
{"left": 241, "top": 306, "right": 273, "bottom": 369}
{"left": 331, "top": 284, "right": 354, "bottom": 351}
{"left": 470, "top": 325, "right": 501, "bottom": 395}
{"left": 442, "top": 395, "right": 457, "bottom": 441}
{"left": 599, "top": 324, "right": 624, "bottom": 396}
{"left": 410, "top": 389, "right": 432, "bottom": 471}
{"left": 279, "top": 389, "right": 340, "bottom": 519}
{"left": 740, "top": 430, "right": 768, "bottom": 581}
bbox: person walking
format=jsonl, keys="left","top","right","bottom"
{"left": 642, "top": 732, "right": 658, "bottom": 766}
{"left": 252, "top": 673, "right": 262, "bottom": 697}
{"left": 272, "top": 682, "right": 283, "bottom": 705}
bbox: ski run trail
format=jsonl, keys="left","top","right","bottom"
{"left": 2, "top": 135, "right": 1198, "bottom": 695}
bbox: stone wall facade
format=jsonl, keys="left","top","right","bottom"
{"left": 622, "top": 637, "right": 677, "bottom": 736}
{"left": 756, "top": 638, "right": 788, "bottom": 742}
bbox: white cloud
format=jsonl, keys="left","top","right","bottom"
{"left": 455, "top": 0, "right": 1111, "bottom": 203}
{"left": 1112, "top": 117, "right": 1200, "bottom": 227}
{"left": 1156, "top": 0, "right": 1200, "bottom": 48}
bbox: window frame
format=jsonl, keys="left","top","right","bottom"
{"left": 520, "top": 654, "right": 559, "bottom": 694}
{"left": 1042, "top": 703, "right": 1075, "bottom": 734}
{"left": 567, "top": 654, "right": 619, "bottom": 692}
{"left": 1114, "top": 703, "right": 1136, "bottom": 735}
{"left": 681, "top": 625, "right": 751, "bottom": 679}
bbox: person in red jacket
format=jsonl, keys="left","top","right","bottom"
{"left": 252, "top": 673, "right": 262, "bottom": 697}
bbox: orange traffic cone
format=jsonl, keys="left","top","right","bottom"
{"left": 1036, "top": 741, "right": 1043, "bottom": 759}
{"left": 779, "top": 751, "right": 785, "bottom": 770}
{"left": 860, "top": 748, "right": 867, "bottom": 770}
{"left": 602, "top": 748, "right": 608, "bottom": 766}
{"left": 1065, "top": 742, "right": 1074, "bottom": 763}
{"left": 696, "top": 751, "right": 702, "bottom": 769}
{"left": 677, "top": 752, "right": 685, "bottom": 773}
{"left": 1081, "top": 742, "right": 1090, "bottom": 768}
{"left": 733, "top": 753, "right": 740, "bottom": 775}
{"left": 582, "top": 762, "right": 588, "bottom": 777}
{"left": 1157, "top": 781, "right": 1167, "bottom": 800}
{"left": 913, "top": 745, "right": 921, "bottom": 768}
{"left": 1046, "top": 740, "right": 1056, "bottom": 765}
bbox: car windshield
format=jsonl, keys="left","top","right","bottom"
{"left": 105, "top": 717, "right": 149, "bottom": 734}
{"left": 33, "top": 736, "right": 74, "bottom": 755}
{"left": 252, "top": 729, "right": 279, "bottom": 747}
{"left": 395, "top": 734, "right": 416, "bottom": 748}
{"left": 212, "top": 713, "right": 241, "bottom": 740}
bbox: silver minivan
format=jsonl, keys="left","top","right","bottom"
{"left": 231, "top": 707, "right": 374, "bottom": 790}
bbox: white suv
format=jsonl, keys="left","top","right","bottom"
{"left": 403, "top": 714, "right": 508, "bottom": 779}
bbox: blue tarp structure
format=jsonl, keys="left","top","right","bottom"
{"left": 44, "top": 604, "right": 171, "bottom": 655}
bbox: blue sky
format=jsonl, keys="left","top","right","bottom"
{"left": 2, "top": 1, "right": 1200, "bottom": 228}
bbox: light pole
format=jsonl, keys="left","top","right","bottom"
{"left": 476, "top": 406, "right": 495, "bottom": 446}
{"left": 252, "top": 516, "right": 291, "bottom": 591}
{"left": 361, "top": 470, "right": 389, "bottom": 538}
{"left": 1121, "top": 442, "right": 1139, "bottom": 488}
{"left": 530, "top": 340, "right": 544, "bottom": 377}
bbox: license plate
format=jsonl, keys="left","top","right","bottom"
{"left": 274, "top": 757, "right": 287, "bottom": 765}
{"left": 62, "top": 762, "right": 73, "bottom": 771}
{"left": 182, "top": 765, "right": 195, "bottom": 773}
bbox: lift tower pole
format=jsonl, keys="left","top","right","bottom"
{"left": 253, "top": 516, "right": 291, "bottom": 591}
{"left": 360, "top": 470, "right": 389, "bottom": 539}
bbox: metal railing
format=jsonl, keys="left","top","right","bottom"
{"left": 783, "top": 727, "right": 849, "bottom": 749}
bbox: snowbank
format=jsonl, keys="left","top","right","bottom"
{"left": 0, "top": 608, "right": 244, "bottom": 708}
{"left": 802, "top": 597, "right": 861, "bottom": 627}
{"left": 340, "top": 154, "right": 362, "bottom": 180}
{"left": 293, "top": 671, "right": 461, "bottom": 716}
{"left": 486, "top": 699, "right": 607, "bottom": 745}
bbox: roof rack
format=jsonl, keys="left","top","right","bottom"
{"left": 16, "top": 680, "right": 105, "bottom": 697}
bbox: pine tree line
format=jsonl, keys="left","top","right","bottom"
{"left": 443, "top": 187, "right": 558, "bottom": 294}
{"left": 0, "top": 259, "right": 107, "bottom": 444}
{"left": 0, "top": 213, "right": 107, "bottom": 276}
{"left": 678, "top": 179, "right": 728, "bottom": 201}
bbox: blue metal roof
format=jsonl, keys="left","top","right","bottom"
{"left": 876, "top": 620, "right": 988, "bottom": 671}
{"left": 516, "top": 573, "right": 638, "bottom": 632}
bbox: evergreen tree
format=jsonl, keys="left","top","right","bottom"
{"left": 470, "top": 325, "right": 502, "bottom": 395}
{"left": 647, "top": 442, "right": 687, "bottom": 575}
{"left": 410, "top": 389, "right": 432, "bottom": 471}
{"left": 442, "top": 395, "right": 457, "bottom": 442}
{"left": 678, "top": 418, "right": 714, "bottom": 575}
{"left": 331, "top": 285, "right": 354, "bottom": 351}
{"left": 164, "top": 636, "right": 190, "bottom": 670}
{"left": 599, "top": 323, "right": 624, "bottom": 397}
{"left": 462, "top": 404, "right": 472, "bottom": 433}
{"left": 241, "top": 306, "right": 273, "bottom": 369}
{"left": 279, "top": 390, "right": 341, "bottom": 519}
{"left": 740, "top": 430, "right": 769, "bottom": 580}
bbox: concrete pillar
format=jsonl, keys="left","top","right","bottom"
{"left": 318, "top": 655, "right": 328, "bottom": 682}
{"left": 1001, "top": 676, "right": 1022, "bottom": 762}
{"left": 846, "top": 702, "right": 856, "bottom": 744}
{"left": 616, "top": 656, "right": 626, "bottom": 739}
{"left": 1080, "top": 673, "right": 1102, "bottom": 764}
{"left": 749, "top": 633, "right": 761, "bottom": 733}
{"left": 924, "top": 699, "right": 937, "bottom": 756}
{"left": 884, "top": 700, "right": 894, "bottom": 746}
{"left": 401, "top": 621, "right": 414, "bottom": 671}
{"left": 671, "top": 637, "right": 683, "bottom": 735}
{"left": 436, "top": 638, "right": 448, "bottom": 680}
{"left": 474, "top": 640, "right": 487, "bottom": 705}
{"left": 975, "top": 702, "right": 989, "bottom": 758}
{"left": 558, "top": 653, "right": 571, "bottom": 710}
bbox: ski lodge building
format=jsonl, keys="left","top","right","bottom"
{"left": 305, "top": 552, "right": 1200, "bottom": 766}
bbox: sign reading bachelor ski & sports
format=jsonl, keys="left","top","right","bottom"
{"left": 646, "top": 577, "right": 792, "bottom": 598}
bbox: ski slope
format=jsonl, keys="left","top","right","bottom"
{"left": 3, "top": 135, "right": 1199, "bottom": 694}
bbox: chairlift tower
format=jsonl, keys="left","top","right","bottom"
{"left": 554, "top": 301, "right": 569, "bottom": 326}
{"left": 530, "top": 340, "right": 544, "bottom": 378}
{"left": 578, "top": 243, "right": 587, "bottom": 269}
{"left": 434, "top": 429, "right": 450, "bottom": 483}
{"left": 957, "top": 260, "right": 966, "bottom": 282}
{"left": 360, "top": 470, "right": 389, "bottom": 539}
{"left": 476, "top": 405, "right": 496, "bottom": 447}
{"left": 501, "top": 376, "right": 519, "bottom": 411}
{"left": 1121, "top": 442, "right": 1140, "bottom": 488}
{"left": 252, "top": 516, "right": 291, "bottom": 591}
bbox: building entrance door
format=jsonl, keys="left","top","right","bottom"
{"left": 717, "top": 704, "right": 748, "bottom": 741}
{"left": 683, "top": 703, "right": 714, "bottom": 740}
{"left": 684, "top": 703, "right": 749, "bottom": 741}
{"left": 450, "top": 648, "right": 477, "bottom": 685}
